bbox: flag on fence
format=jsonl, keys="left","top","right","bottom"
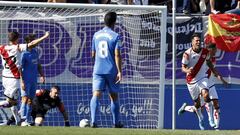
{"left": 205, "top": 14, "right": 240, "bottom": 52}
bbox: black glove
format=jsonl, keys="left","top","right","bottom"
{"left": 65, "top": 121, "right": 70, "bottom": 127}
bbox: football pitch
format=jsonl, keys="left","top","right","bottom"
{"left": 0, "top": 126, "right": 239, "bottom": 135}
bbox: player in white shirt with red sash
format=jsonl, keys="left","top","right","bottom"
{"left": 178, "top": 43, "right": 228, "bottom": 130}
{"left": 0, "top": 31, "right": 49, "bottom": 125}
{"left": 181, "top": 33, "right": 214, "bottom": 130}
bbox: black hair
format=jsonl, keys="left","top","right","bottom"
{"left": 191, "top": 33, "right": 200, "bottom": 41}
{"left": 104, "top": 12, "right": 117, "bottom": 27}
{"left": 24, "top": 34, "right": 36, "bottom": 44}
{"left": 8, "top": 31, "right": 19, "bottom": 42}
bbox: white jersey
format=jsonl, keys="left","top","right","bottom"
{"left": 182, "top": 48, "right": 210, "bottom": 84}
{"left": 0, "top": 44, "right": 27, "bottom": 78}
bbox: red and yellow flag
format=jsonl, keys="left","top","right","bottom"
{"left": 205, "top": 14, "right": 240, "bottom": 52}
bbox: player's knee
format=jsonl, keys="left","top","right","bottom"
{"left": 21, "top": 96, "right": 28, "bottom": 103}
{"left": 7, "top": 98, "right": 17, "bottom": 106}
{"left": 194, "top": 101, "right": 201, "bottom": 109}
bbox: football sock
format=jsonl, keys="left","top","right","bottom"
{"left": 205, "top": 102, "right": 214, "bottom": 123}
{"left": 26, "top": 104, "right": 32, "bottom": 122}
{"left": 20, "top": 102, "right": 27, "bottom": 120}
{"left": 214, "top": 109, "right": 220, "bottom": 128}
{"left": 194, "top": 106, "right": 204, "bottom": 121}
{"left": 111, "top": 100, "right": 119, "bottom": 125}
{"left": 11, "top": 106, "right": 20, "bottom": 125}
{"left": 90, "top": 96, "right": 99, "bottom": 124}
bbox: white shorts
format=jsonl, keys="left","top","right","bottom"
{"left": 208, "top": 85, "right": 218, "bottom": 100}
{"left": 187, "top": 77, "right": 209, "bottom": 101}
{"left": 208, "top": 76, "right": 218, "bottom": 100}
{"left": 2, "top": 77, "right": 20, "bottom": 100}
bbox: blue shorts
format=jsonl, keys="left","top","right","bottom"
{"left": 92, "top": 74, "right": 120, "bottom": 93}
{"left": 21, "top": 82, "right": 37, "bottom": 99}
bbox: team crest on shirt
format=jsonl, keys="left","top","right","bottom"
{"left": 202, "top": 54, "right": 206, "bottom": 58}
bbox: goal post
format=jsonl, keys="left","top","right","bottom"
{"left": 0, "top": 1, "right": 167, "bottom": 129}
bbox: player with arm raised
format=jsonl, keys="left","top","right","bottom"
{"left": 31, "top": 86, "right": 70, "bottom": 126}
{"left": 0, "top": 31, "right": 49, "bottom": 125}
{"left": 178, "top": 43, "right": 228, "bottom": 130}
{"left": 90, "top": 11, "right": 123, "bottom": 128}
{"left": 20, "top": 34, "right": 45, "bottom": 126}
{"left": 180, "top": 33, "right": 213, "bottom": 130}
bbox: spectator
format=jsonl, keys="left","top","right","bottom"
{"left": 225, "top": 0, "right": 240, "bottom": 14}
{"left": 185, "top": 0, "right": 201, "bottom": 14}
{"left": 111, "top": 0, "right": 127, "bottom": 4}
{"left": 205, "top": 0, "right": 232, "bottom": 15}
{"left": 127, "top": 0, "right": 148, "bottom": 5}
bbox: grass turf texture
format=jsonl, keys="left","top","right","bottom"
{"left": 0, "top": 126, "right": 239, "bottom": 135}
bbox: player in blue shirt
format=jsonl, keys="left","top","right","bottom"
{"left": 20, "top": 34, "right": 45, "bottom": 126}
{"left": 90, "top": 11, "right": 123, "bottom": 128}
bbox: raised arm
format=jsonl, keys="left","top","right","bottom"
{"left": 207, "top": 59, "right": 228, "bottom": 86}
{"left": 27, "top": 31, "right": 49, "bottom": 49}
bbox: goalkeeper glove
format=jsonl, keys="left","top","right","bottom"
{"left": 65, "top": 120, "right": 70, "bottom": 127}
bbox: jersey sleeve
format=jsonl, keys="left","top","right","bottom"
{"left": 115, "top": 35, "right": 122, "bottom": 50}
{"left": 182, "top": 52, "right": 189, "bottom": 65}
{"left": 18, "top": 44, "right": 27, "bottom": 52}
{"left": 91, "top": 34, "right": 96, "bottom": 51}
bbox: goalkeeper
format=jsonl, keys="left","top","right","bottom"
{"left": 31, "top": 85, "right": 70, "bottom": 126}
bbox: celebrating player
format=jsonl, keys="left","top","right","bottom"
{"left": 178, "top": 43, "right": 228, "bottom": 130}
{"left": 90, "top": 11, "right": 123, "bottom": 128}
{"left": 180, "top": 33, "right": 214, "bottom": 130}
{"left": 0, "top": 31, "right": 49, "bottom": 125}
{"left": 31, "top": 85, "right": 70, "bottom": 126}
{"left": 20, "top": 34, "right": 45, "bottom": 126}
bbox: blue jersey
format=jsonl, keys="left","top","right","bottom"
{"left": 21, "top": 49, "right": 39, "bottom": 83}
{"left": 92, "top": 27, "right": 121, "bottom": 75}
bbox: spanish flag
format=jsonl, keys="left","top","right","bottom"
{"left": 205, "top": 14, "right": 240, "bottom": 52}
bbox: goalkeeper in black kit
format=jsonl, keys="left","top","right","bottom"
{"left": 31, "top": 85, "right": 70, "bottom": 126}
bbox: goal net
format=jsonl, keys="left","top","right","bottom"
{"left": 0, "top": 2, "right": 167, "bottom": 129}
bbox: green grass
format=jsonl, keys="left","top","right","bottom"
{"left": 0, "top": 126, "right": 239, "bottom": 135}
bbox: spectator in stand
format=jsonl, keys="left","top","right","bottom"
{"left": 127, "top": 0, "right": 148, "bottom": 5}
{"left": 225, "top": 0, "right": 240, "bottom": 14}
{"left": 182, "top": 0, "right": 200, "bottom": 14}
{"left": 205, "top": 0, "right": 231, "bottom": 15}
{"left": 111, "top": 0, "right": 127, "bottom": 4}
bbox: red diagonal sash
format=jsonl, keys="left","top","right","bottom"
{"left": 186, "top": 48, "right": 208, "bottom": 83}
{"left": 0, "top": 45, "right": 20, "bottom": 78}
